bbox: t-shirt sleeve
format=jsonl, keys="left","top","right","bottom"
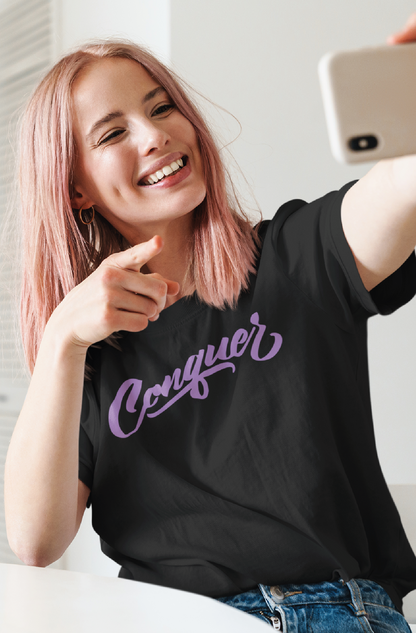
{"left": 78, "top": 380, "right": 99, "bottom": 506}
{"left": 269, "top": 181, "right": 416, "bottom": 327}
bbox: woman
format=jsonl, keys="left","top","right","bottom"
{"left": 4, "top": 14, "right": 416, "bottom": 633}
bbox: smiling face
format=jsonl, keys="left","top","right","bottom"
{"left": 71, "top": 57, "right": 206, "bottom": 244}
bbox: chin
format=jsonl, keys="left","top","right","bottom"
{"left": 169, "top": 186, "right": 206, "bottom": 217}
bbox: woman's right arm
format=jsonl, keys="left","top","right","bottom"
{"left": 4, "top": 236, "right": 178, "bottom": 566}
{"left": 5, "top": 327, "right": 92, "bottom": 566}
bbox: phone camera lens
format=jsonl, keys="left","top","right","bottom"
{"left": 348, "top": 135, "right": 378, "bottom": 152}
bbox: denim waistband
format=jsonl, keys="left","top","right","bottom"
{"left": 214, "top": 579, "right": 410, "bottom": 633}
{"left": 215, "top": 578, "right": 396, "bottom": 613}
{"left": 258, "top": 578, "right": 395, "bottom": 613}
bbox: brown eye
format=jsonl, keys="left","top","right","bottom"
{"left": 99, "top": 129, "right": 124, "bottom": 145}
{"left": 152, "top": 104, "right": 174, "bottom": 116}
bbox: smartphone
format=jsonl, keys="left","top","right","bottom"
{"left": 318, "top": 42, "right": 416, "bottom": 163}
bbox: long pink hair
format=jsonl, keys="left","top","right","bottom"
{"left": 19, "top": 41, "right": 260, "bottom": 374}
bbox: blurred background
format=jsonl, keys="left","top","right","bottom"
{"left": 0, "top": 0, "right": 415, "bottom": 610}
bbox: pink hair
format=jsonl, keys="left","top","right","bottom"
{"left": 19, "top": 41, "right": 260, "bottom": 374}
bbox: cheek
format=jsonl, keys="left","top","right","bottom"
{"left": 187, "top": 124, "right": 200, "bottom": 154}
{"left": 182, "top": 123, "right": 203, "bottom": 174}
{"left": 98, "top": 147, "right": 130, "bottom": 172}
{"left": 90, "top": 150, "right": 132, "bottom": 193}
{"left": 173, "top": 114, "right": 200, "bottom": 150}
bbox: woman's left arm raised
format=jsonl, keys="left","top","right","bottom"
{"left": 341, "top": 13, "right": 416, "bottom": 291}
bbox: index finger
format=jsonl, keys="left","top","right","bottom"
{"left": 111, "top": 236, "right": 163, "bottom": 272}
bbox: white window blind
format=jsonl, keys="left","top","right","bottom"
{"left": 0, "top": 0, "right": 52, "bottom": 564}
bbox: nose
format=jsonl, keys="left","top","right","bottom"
{"left": 137, "top": 118, "right": 170, "bottom": 156}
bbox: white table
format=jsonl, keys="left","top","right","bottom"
{"left": 1, "top": 563, "right": 415, "bottom": 632}
{"left": 0, "top": 563, "right": 268, "bottom": 632}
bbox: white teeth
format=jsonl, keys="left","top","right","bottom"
{"left": 143, "top": 158, "right": 185, "bottom": 185}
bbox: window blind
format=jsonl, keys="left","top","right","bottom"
{"left": 0, "top": 0, "right": 52, "bottom": 564}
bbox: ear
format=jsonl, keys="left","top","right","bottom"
{"left": 71, "top": 188, "right": 95, "bottom": 211}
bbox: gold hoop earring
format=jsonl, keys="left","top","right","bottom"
{"left": 79, "top": 204, "right": 95, "bottom": 225}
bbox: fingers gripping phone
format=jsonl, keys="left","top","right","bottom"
{"left": 318, "top": 42, "right": 416, "bottom": 163}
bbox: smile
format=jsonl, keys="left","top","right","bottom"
{"left": 140, "top": 157, "right": 186, "bottom": 186}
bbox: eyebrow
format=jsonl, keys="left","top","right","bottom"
{"left": 86, "top": 86, "right": 167, "bottom": 142}
{"left": 142, "top": 86, "right": 165, "bottom": 104}
{"left": 86, "top": 111, "right": 123, "bottom": 142}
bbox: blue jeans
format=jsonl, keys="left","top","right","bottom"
{"left": 215, "top": 579, "right": 412, "bottom": 632}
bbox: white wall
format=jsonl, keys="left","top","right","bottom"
{"left": 170, "top": 0, "right": 416, "bottom": 486}
{"left": 54, "top": 0, "right": 170, "bottom": 63}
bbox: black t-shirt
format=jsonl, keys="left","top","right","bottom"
{"left": 79, "top": 182, "right": 416, "bottom": 612}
